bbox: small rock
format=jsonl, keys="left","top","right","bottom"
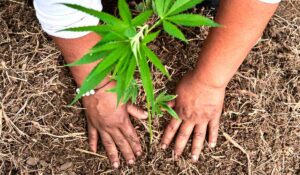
{"left": 26, "top": 157, "right": 39, "bottom": 166}
{"left": 60, "top": 162, "right": 73, "bottom": 171}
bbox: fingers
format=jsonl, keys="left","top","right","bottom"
{"left": 167, "top": 100, "right": 176, "bottom": 108}
{"left": 208, "top": 118, "right": 219, "bottom": 148}
{"left": 110, "top": 129, "right": 136, "bottom": 165}
{"left": 88, "top": 122, "right": 99, "bottom": 152}
{"left": 126, "top": 104, "right": 148, "bottom": 119}
{"left": 120, "top": 119, "right": 143, "bottom": 157}
{"left": 160, "top": 118, "right": 182, "bottom": 149}
{"left": 174, "top": 121, "right": 194, "bottom": 157}
{"left": 191, "top": 124, "right": 208, "bottom": 162}
{"left": 99, "top": 131, "right": 120, "bottom": 169}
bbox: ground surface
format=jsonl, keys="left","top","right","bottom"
{"left": 0, "top": 0, "right": 299, "bottom": 174}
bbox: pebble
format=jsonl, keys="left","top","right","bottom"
{"left": 60, "top": 162, "right": 73, "bottom": 171}
{"left": 26, "top": 157, "right": 39, "bottom": 166}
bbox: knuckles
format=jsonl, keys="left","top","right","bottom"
{"left": 177, "top": 131, "right": 190, "bottom": 138}
{"left": 102, "top": 140, "right": 115, "bottom": 147}
{"left": 88, "top": 132, "right": 98, "bottom": 140}
{"left": 166, "top": 124, "right": 178, "bottom": 132}
{"left": 124, "top": 134, "right": 140, "bottom": 145}
{"left": 194, "top": 131, "right": 205, "bottom": 138}
{"left": 115, "top": 138, "right": 127, "bottom": 146}
{"left": 107, "top": 152, "right": 119, "bottom": 161}
{"left": 176, "top": 104, "right": 221, "bottom": 123}
{"left": 95, "top": 113, "right": 129, "bottom": 129}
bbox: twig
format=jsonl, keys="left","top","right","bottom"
{"left": 0, "top": 109, "right": 2, "bottom": 136}
{"left": 0, "top": 153, "right": 9, "bottom": 157}
{"left": 223, "top": 132, "right": 252, "bottom": 175}
{"left": 40, "top": 132, "right": 86, "bottom": 139}
{"left": 1, "top": 104, "right": 28, "bottom": 137}
{"left": 75, "top": 148, "right": 107, "bottom": 159}
{"left": 16, "top": 96, "right": 30, "bottom": 114}
{"left": 8, "top": 0, "right": 24, "bottom": 5}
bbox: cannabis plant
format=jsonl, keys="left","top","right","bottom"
{"left": 63, "top": 0, "right": 219, "bottom": 140}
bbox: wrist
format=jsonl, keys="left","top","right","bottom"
{"left": 192, "top": 66, "right": 229, "bottom": 89}
{"left": 71, "top": 67, "right": 111, "bottom": 89}
{"left": 80, "top": 80, "right": 114, "bottom": 98}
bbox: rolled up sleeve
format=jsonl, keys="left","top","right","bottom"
{"left": 259, "top": 0, "right": 281, "bottom": 3}
{"left": 33, "top": 0, "right": 102, "bottom": 39}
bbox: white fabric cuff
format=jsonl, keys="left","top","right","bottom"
{"left": 34, "top": 0, "right": 280, "bottom": 39}
{"left": 33, "top": 0, "right": 102, "bottom": 39}
{"left": 259, "top": 0, "right": 281, "bottom": 3}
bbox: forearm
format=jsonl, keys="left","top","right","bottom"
{"left": 194, "top": 0, "right": 279, "bottom": 88}
{"left": 33, "top": 0, "right": 106, "bottom": 87}
{"left": 52, "top": 32, "right": 109, "bottom": 87}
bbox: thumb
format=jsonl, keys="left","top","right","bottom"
{"left": 167, "top": 100, "right": 176, "bottom": 108}
{"left": 126, "top": 103, "right": 148, "bottom": 120}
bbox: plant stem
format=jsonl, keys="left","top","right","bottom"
{"left": 148, "top": 110, "right": 153, "bottom": 143}
{"left": 148, "top": 19, "right": 162, "bottom": 33}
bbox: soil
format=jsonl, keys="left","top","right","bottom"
{"left": 0, "top": 0, "right": 299, "bottom": 174}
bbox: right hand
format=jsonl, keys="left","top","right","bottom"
{"left": 82, "top": 81, "right": 148, "bottom": 168}
{"left": 160, "top": 71, "right": 225, "bottom": 161}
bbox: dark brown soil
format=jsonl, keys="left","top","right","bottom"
{"left": 0, "top": 0, "right": 299, "bottom": 174}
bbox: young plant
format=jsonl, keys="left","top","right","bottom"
{"left": 153, "top": 92, "right": 179, "bottom": 119}
{"left": 62, "top": 0, "right": 219, "bottom": 141}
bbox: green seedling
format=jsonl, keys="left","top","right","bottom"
{"left": 62, "top": 0, "right": 219, "bottom": 141}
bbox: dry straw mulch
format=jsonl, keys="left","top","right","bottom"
{"left": 0, "top": 0, "right": 299, "bottom": 174}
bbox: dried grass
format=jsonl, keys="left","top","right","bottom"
{"left": 0, "top": 0, "right": 299, "bottom": 174}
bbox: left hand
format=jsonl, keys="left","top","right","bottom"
{"left": 160, "top": 71, "right": 225, "bottom": 162}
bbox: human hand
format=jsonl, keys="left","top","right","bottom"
{"left": 160, "top": 71, "right": 225, "bottom": 162}
{"left": 82, "top": 81, "right": 148, "bottom": 168}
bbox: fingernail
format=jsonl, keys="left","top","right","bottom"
{"left": 128, "top": 159, "right": 134, "bottom": 165}
{"left": 136, "top": 151, "right": 142, "bottom": 156}
{"left": 161, "top": 144, "right": 167, "bottom": 150}
{"left": 192, "top": 155, "right": 198, "bottom": 162}
{"left": 209, "top": 142, "right": 216, "bottom": 148}
{"left": 112, "top": 162, "right": 119, "bottom": 169}
{"left": 142, "top": 111, "right": 148, "bottom": 119}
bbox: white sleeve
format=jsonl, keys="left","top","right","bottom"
{"left": 33, "top": 0, "right": 102, "bottom": 39}
{"left": 34, "top": 0, "right": 279, "bottom": 39}
{"left": 259, "top": 0, "right": 281, "bottom": 3}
